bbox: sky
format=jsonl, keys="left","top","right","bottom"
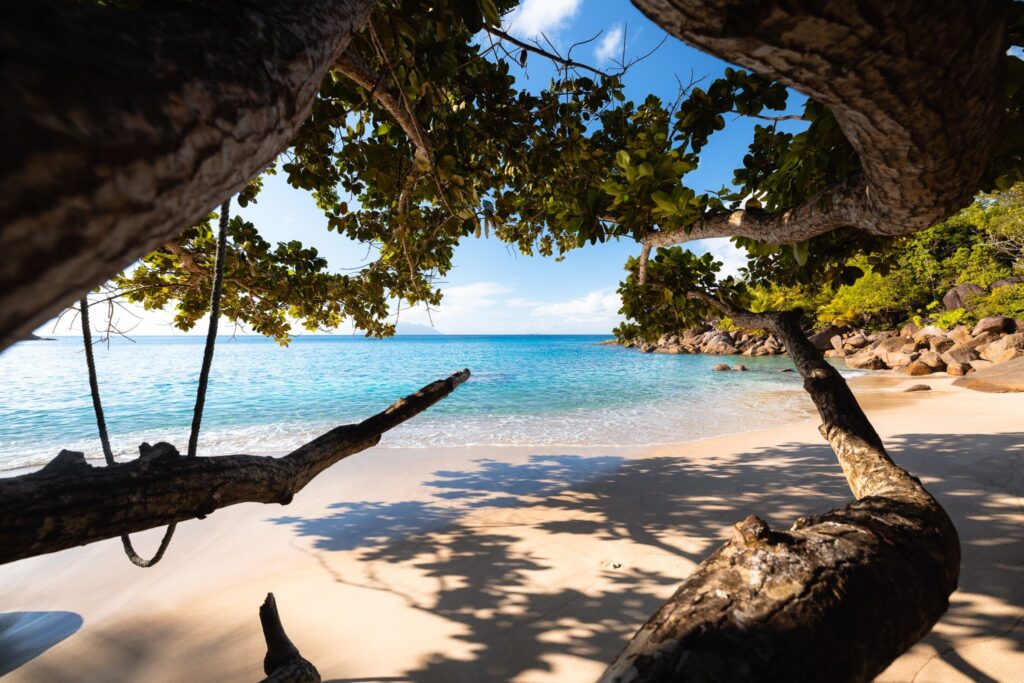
{"left": 43, "top": 0, "right": 807, "bottom": 338}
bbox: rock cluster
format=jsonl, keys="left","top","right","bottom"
{"left": 622, "top": 326, "right": 787, "bottom": 357}
{"left": 834, "top": 316, "right": 1024, "bottom": 376}
{"left": 619, "top": 315, "right": 1024, "bottom": 379}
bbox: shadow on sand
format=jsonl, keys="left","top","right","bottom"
{"left": 268, "top": 432, "right": 1023, "bottom": 682}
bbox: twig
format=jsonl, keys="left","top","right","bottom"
{"left": 484, "top": 26, "right": 611, "bottom": 78}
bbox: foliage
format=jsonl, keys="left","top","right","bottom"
{"left": 611, "top": 321, "right": 643, "bottom": 342}
{"left": 808, "top": 187, "right": 1024, "bottom": 330}
{"left": 976, "top": 283, "right": 1024, "bottom": 320}
{"left": 109, "top": 0, "right": 852, "bottom": 341}
{"left": 747, "top": 282, "right": 834, "bottom": 317}
{"left": 102, "top": 1, "right": 1024, "bottom": 344}
{"left": 614, "top": 184, "right": 1024, "bottom": 339}
{"left": 929, "top": 306, "right": 974, "bottom": 330}
{"left": 716, "top": 316, "right": 739, "bottom": 333}
{"left": 615, "top": 247, "right": 748, "bottom": 341}
{"left": 112, "top": 211, "right": 402, "bottom": 342}
{"left": 816, "top": 265, "right": 914, "bottom": 329}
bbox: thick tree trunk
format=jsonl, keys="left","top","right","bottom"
{"left": 632, "top": 0, "right": 1008, "bottom": 249}
{"left": 0, "top": 0, "right": 374, "bottom": 352}
{"left": 0, "top": 369, "right": 469, "bottom": 565}
{"left": 600, "top": 310, "right": 959, "bottom": 682}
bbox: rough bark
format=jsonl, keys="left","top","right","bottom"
{"left": 600, "top": 308, "right": 959, "bottom": 682}
{"left": 259, "top": 594, "right": 320, "bottom": 683}
{"left": 632, "top": 0, "right": 1009, "bottom": 251}
{"left": 0, "top": 369, "right": 469, "bottom": 565}
{"left": 0, "top": 0, "right": 374, "bottom": 352}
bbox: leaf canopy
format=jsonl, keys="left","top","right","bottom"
{"left": 109, "top": 0, "right": 1024, "bottom": 342}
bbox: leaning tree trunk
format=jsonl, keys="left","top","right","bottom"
{"left": 0, "top": 369, "right": 468, "bottom": 565}
{"left": 0, "top": 0, "right": 373, "bottom": 351}
{"left": 600, "top": 310, "right": 959, "bottom": 682}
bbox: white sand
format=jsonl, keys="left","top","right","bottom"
{"left": 0, "top": 375, "right": 1021, "bottom": 682}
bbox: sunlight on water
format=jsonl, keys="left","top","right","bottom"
{"left": 0, "top": 335, "right": 840, "bottom": 470}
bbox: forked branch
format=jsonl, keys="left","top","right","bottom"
{"left": 482, "top": 26, "right": 611, "bottom": 79}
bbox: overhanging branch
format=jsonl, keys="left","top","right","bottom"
{"left": 634, "top": 0, "right": 1009, "bottom": 252}
{"left": 0, "top": 369, "right": 470, "bottom": 565}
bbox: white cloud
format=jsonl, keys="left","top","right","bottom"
{"left": 531, "top": 289, "right": 621, "bottom": 321}
{"left": 502, "top": 0, "right": 582, "bottom": 39}
{"left": 693, "top": 238, "right": 749, "bottom": 279}
{"left": 410, "top": 281, "right": 510, "bottom": 322}
{"left": 47, "top": 280, "right": 623, "bottom": 338}
{"left": 593, "top": 25, "right": 624, "bottom": 63}
{"left": 400, "top": 283, "right": 621, "bottom": 334}
{"left": 504, "top": 297, "right": 538, "bottom": 309}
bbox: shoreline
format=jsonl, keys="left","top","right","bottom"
{"left": 0, "top": 374, "right": 1020, "bottom": 681}
{"left": 0, "top": 366, "right": 844, "bottom": 476}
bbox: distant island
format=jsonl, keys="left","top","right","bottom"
{"left": 394, "top": 323, "right": 443, "bottom": 336}
{"left": 20, "top": 332, "right": 55, "bottom": 342}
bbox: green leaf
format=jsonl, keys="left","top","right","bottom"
{"left": 651, "top": 191, "right": 677, "bottom": 214}
{"left": 478, "top": 0, "right": 501, "bottom": 25}
{"left": 792, "top": 240, "right": 810, "bottom": 266}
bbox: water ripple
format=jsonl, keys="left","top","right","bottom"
{"left": 0, "top": 335, "right": 830, "bottom": 470}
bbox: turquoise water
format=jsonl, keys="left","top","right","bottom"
{"left": 0, "top": 335, "right": 826, "bottom": 470}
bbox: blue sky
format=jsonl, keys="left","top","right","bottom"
{"left": 47, "top": 0, "right": 806, "bottom": 338}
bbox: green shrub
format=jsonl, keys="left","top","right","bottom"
{"left": 717, "top": 316, "right": 739, "bottom": 332}
{"left": 930, "top": 307, "right": 975, "bottom": 330}
{"left": 975, "top": 283, "right": 1024, "bottom": 320}
{"left": 612, "top": 322, "right": 643, "bottom": 342}
{"left": 749, "top": 282, "right": 834, "bottom": 315}
{"left": 944, "top": 244, "right": 1013, "bottom": 288}
{"left": 817, "top": 268, "right": 910, "bottom": 327}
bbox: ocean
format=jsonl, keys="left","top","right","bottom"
{"left": 0, "top": 335, "right": 827, "bottom": 471}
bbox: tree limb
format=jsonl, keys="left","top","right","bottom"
{"left": 333, "top": 51, "right": 434, "bottom": 159}
{"left": 0, "top": 0, "right": 375, "bottom": 352}
{"left": 634, "top": 0, "right": 1009, "bottom": 252}
{"left": 601, "top": 307, "right": 959, "bottom": 681}
{"left": 259, "top": 593, "right": 321, "bottom": 683}
{"left": 482, "top": 26, "right": 611, "bottom": 79}
{"left": 0, "top": 369, "right": 470, "bottom": 565}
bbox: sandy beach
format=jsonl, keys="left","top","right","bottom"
{"left": 1, "top": 374, "right": 1021, "bottom": 682}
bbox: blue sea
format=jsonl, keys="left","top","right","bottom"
{"left": 0, "top": 335, "right": 825, "bottom": 471}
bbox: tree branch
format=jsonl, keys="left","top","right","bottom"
{"left": 634, "top": 0, "right": 1009, "bottom": 251}
{"left": 0, "top": 369, "right": 470, "bottom": 565}
{"left": 483, "top": 26, "right": 611, "bottom": 79}
{"left": 602, "top": 306, "right": 958, "bottom": 681}
{"left": 636, "top": 244, "right": 652, "bottom": 285}
{"left": 260, "top": 593, "right": 320, "bottom": 683}
{"left": 333, "top": 51, "right": 433, "bottom": 159}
